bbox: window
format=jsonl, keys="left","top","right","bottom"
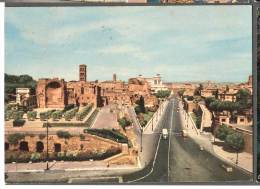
{"left": 81, "top": 87, "right": 84, "bottom": 94}
{"left": 221, "top": 119, "right": 226, "bottom": 122}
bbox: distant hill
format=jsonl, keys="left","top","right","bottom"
{"left": 5, "top": 73, "right": 36, "bottom": 103}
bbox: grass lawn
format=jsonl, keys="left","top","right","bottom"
{"left": 143, "top": 111, "right": 154, "bottom": 123}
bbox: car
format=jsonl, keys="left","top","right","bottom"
{"left": 162, "top": 128, "right": 168, "bottom": 139}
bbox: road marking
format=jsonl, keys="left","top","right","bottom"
{"left": 167, "top": 100, "right": 174, "bottom": 181}
{"left": 126, "top": 134, "right": 162, "bottom": 183}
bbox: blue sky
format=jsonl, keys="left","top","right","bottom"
{"left": 5, "top": 6, "right": 252, "bottom": 83}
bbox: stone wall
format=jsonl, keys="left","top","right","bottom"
{"left": 5, "top": 133, "right": 122, "bottom": 154}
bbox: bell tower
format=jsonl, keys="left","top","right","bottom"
{"left": 79, "top": 64, "right": 87, "bottom": 82}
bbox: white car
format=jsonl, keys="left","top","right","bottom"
{"left": 162, "top": 129, "right": 168, "bottom": 139}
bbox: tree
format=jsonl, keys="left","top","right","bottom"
{"left": 56, "top": 131, "right": 72, "bottom": 139}
{"left": 236, "top": 89, "right": 251, "bottom": 111}
{"left": 225, "top": 132, "right": 245, "bottom": 164}
{"left": 177, "top": 89, "right": 185, "bottom": 98}
{"left": 137, "top": 96, "right": 145, "bottom": 113}
{"left": 204, "top": 97, "right": 216, "bottom": 109}
{"left": 118, "top": 117, "right": 131, "bottom": 130}
{"left": 155, "top": 90, "right": 171, "bottom": 99}
{"left": 215, "top": 124, "right": 234, "bottom": 141}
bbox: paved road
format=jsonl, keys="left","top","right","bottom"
{"left": 123, "top": 96, "right": 252, "bottom": 183}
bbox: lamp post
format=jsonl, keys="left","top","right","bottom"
{"left": 140, "top": 128, "right": 143, "bottom": 152}
{"left": 46, "top": 119, "right": 49, "bottom": 171}
{"left": 152, "top": 114, "right": 154, "bottom": 131}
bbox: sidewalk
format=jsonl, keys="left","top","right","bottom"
{"left": 5, "top": 159, "right": 138, "bottom": 173}
{"left": 143, "top": 100, "right": 169, "bottom": 134}
{"left": 178, "top": 100, "right": 253, "bottom": 173}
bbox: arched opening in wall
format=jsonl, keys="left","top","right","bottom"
{"left": 54, "top": 143, "right": 61, "bottom": 152}
{"left": 36, "top": 141, "right": 44, "bottom": 152}
{"left": 19, "top": 141, "right": 29, "bottom": 151}
{"left": 81, "top": 87, "right": 84, "bottom": 94}
{"left": 46, "top": 81, "right": 63, "bottom": 107}
{"left": 5, "top": 142, "right": 9, "bottom": 151}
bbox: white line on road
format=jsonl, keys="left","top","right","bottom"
{"left": 167, "top": 100, "right": 174, "bottom": 181}
{"left": 126, "top": 134, "right": 162, "bottom": 183}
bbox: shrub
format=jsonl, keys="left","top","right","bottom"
{"left": 64, "top": 107, "right": 78, "bottom": 121}
{"left": 215, "top": 124, "right": 234, "bottom": 141}
{"left": 56, "top": 130, "right": 72, "bottom": 139}
{"left": 139, "top": 119, "right": 147, "bottom": 127}
{"left": 76, "top": 104, "right": 93, "bottom": 121}
{"left": 39, "top": 134, "right": 46, "bottom": 140}
{"left": 79, "top": 134, "right": 85, "bottom": 140}
{"left": 30, "top": 152, "right": 41, "bottom": 162}
{"left": 225, "top": 132, "right": 245, "bottom": 152}
{"left": 63, "top": 104, "right": 75, "bottom": 112}
{"left": 7, "top": 133, "right": 25, "bottom": 145}
{"left": 13, "top": 119, "right": 25, "bottom": 127}
{"left": 84, "top": 129, "right": 128, "bottom": 143}
{"left": 27, "top": 111, "right": 37, "bottom": 121}
{"left": 40, "top": 112, "right": 48, "bottom": 121}
{"left": 51, "top": 110, "right": 63, "bottom": 121}
{"left": 118, "top": 117, "right": 132, "bottom": 130}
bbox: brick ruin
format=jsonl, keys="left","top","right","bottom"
{"left": 36, "top": 64, "right": 159, "bottom": 109}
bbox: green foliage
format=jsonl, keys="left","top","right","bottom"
{"left": 5, "top": 74, "right": 36, "bottom": 103}
{"left": 84, "top": 129, "right": 128, "bottom": 143}
{"left": 215, "top": 124, "right": 234, "bottom": 141}
{"left": 30, "top": 152, "right": 41, "bottom": 162}
{"left": 236, "top": 89, "right": 251, "bottom": 111}
{"left": 204, "top": 97, "right": 216, "bottom": 108}
{"left": 64, "top": 107, "right": 78, "bottom": 121}
{"left": 79, "top": 134, "right": 85, "bottom": 140}
{"left": 177, "top": 89, "right": 185, "bottom": 97}
{"left": 225, "top": 132, "right": 245, "bottom": 152}
{"left": 134, "top": 106, "right": 142, "bottom": 115}
{"left": 63, "top": 104, "right": 75, "bottom": 112}
{"left": 27, "top": 111, "right": 37, "bottom": 121}
{"left": 7, "top": 133, "right": 25, "bottom": 145}
{"left": 136, "top": 96, "right": 145, "bottom": 113}
{"left": 56, "top": 130, "right": 72, "bottom": 139}
{"left": 118, "top": 117, "right": 132, "bottom": 130}
{"left": 139, "top": 119, "right": 148, "bottom": 127}
{"left": 155, "top": 90, "right": 171, "bottom": 99}
{"left": 85, "top": 109, "right": 99, "bottom": 127}
{"left": 40, "top": 112, "right": 48, "bottom": 121}
{"left": 76, "top": 104, "right": 93, "bottom": 121}
{"left": 13, "top": 119, "right": 26, "bottom": 127}
{"left": 40, "top": 110, "right": 56, "bottom": 121}
{"left": 51, "top": 110, "right": 63, "bottom": 121}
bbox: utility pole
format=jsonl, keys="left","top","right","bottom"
{"left": 46, "top": 120, "right": 49, "bottom": 171}
{"left": 152, "top": 115, "right": 154, "bottom": 131}
{"left": 140, "top": 128, "right": 143, "bottom": 152}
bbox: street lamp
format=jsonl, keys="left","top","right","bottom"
{"left": 140, "top": 128, "right": 143, "bottom": 152}
{"left": 46, "top": 119, "right": 49, "bottom": 171}
{"left": 152, "top": 115, "right": 154, "bottom": 131}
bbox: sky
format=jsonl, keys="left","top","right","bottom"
{"left": 5, "top": 6, "right": 252, "bottom": 83}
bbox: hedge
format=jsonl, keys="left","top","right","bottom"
{"left": 76, "top": 104, "right": 93, "bottom": 121}
{"left": 85, "top": 109, "right": 99, "bottom": 127}
{"left": 40, "top": 110, "right": 56, "bottom": 121}
{"left": 5, "top": 147, "right": 121, "bottom": 163}
{"left": 13, "top": 119, "right": 26, "bottom": 127}
{"left": 7, "top": 133, "right": 25, "bottom": 145}
{"left": 51, "top": 110, "right": 63, "bottom": 121}
{"left": 64, "top": 107, "right": 78, "bottom": 121}
{"left": 27, "top": 111, "right": 37, "bottom": 121}
{"left": 84, "top": 129, "right": 128, "bottom": 143}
